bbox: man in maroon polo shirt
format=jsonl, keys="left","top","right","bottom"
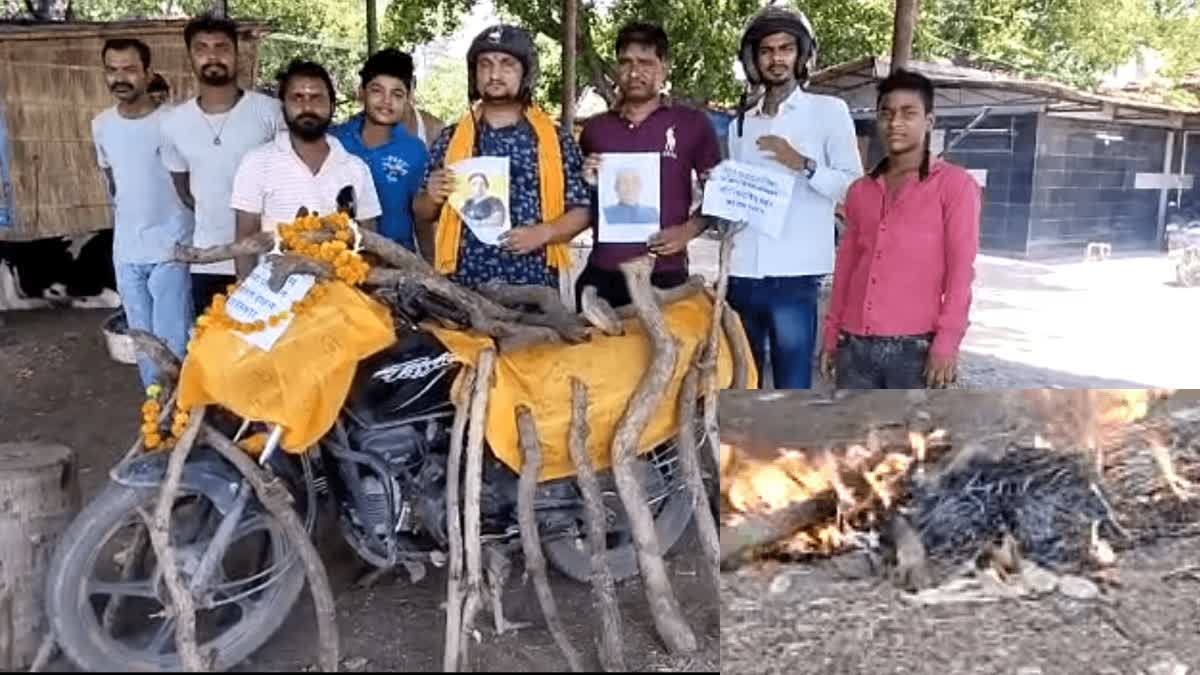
{"left": 578, "top": 21, "right": 722, "bottom": 309}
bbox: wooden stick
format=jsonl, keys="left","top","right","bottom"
{"left": 443, "top": 367, "right": 477, "bottom": 673}
{"left": 612, "top": 255, "right": 696, "bottom": 654}
{"left": 100, "top": 523, "right": 149, "bottom": 631}
{"left": 175, "top": 233, "right": 274, "bottom": 263}
{"left": 201, "top": 426, "right": 339, "bottom": 672}
{"left": 675, "top": 360, "right": 720, "bottom": 594}
{"left": 127, "top": 330, "right": 182, "bottom": 387}
{"left": 143, "top": 406, "right": 208, "bottom": 671}
{"left": 719, "top": 302, "right": 750, "bottom": 390}
{"left": 266, "top": 254, "right": 333, "bottom": 291}
{"left": 459, "top": 349, "right": 497, "bottom": 670}
{"left": 515, "top": 407, "right": 586, "bottom": 672}
{"left": 612, "top": 275, "right": 707, "bottom": 320}
{"left": 579, "top": 286, "right": 624, "bottom": 336}
{"left": 566, "top": 379, "right": 626, "bottom": 672}
{"left": 718, "top": 493, "right": 839, "bottom": 569}
{"left": 27, "top": 631, "right": 56, "bottom": 673}
{"left": 701, "top": 231, "right": 735, "bottom": 478}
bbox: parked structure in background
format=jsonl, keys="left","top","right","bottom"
{"left": 809, "top": 56, "right": 1200, "bottom": 260}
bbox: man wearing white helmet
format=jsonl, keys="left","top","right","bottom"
{"left": 725, "top": 5, "right": 863, "bottom": 389}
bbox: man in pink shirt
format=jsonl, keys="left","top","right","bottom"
{"left": 820, "top": 70, "right": 981, "bottom": 389}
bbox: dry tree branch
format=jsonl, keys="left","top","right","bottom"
{"left": 565, "top": 378, "right": 626, "bottom": 672}
{"left": 459, "top": 349, "right": 497, "bottom": 669}
{"left": 443, "top": 366, "right": 477, "bottom": 673}
{"left": 611, "top": 255, "right": 696, "bottom": 654}
{"left": 515, "top": 407, "right": 586, "bottom": 672}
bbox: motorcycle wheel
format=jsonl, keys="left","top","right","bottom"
{"left": 542, "top": 449, "right": 695, "bottom": 584}
{"left": 45, "top": 481, "right": 306, "bottom": 672}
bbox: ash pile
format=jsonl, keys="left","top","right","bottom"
{"left": 720, "top": 389, "right": 1200, "bottom": 601}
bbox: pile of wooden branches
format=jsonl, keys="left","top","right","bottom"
{"left": 83, "top": 218, "right": 750, "bottom": 673}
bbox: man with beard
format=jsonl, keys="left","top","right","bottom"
{"left": 160, "top": 13, "right": 283, "bottom": 309}
{"left": 92, "top": 38, "right": 193, "bottom": 388}
{"left": 413, "top": 24, "right": 590, "bottom": 290}
{"left": 230, "top": 60, "right": 381, "bottom": 279}
{"left": 726, "top": 6, "right": 862, "bottom": 389}
{"left": 577, "top": 22, "right": 720, "bottom": 309}
{"left": 331, "top": 49, "right": 429, "bottom": 252}
{"left": 821, "top": 70, "right": 980, "bottom": 389}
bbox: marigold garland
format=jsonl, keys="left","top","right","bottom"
{"left": 140, "top": 385, "right": 191, "bottom": 451}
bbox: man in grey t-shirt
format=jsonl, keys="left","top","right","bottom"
{"left": 159, "top": 13, "right": 283, "bottom": 312}
{"left": 92, "top": 37, "right": 193, "bottom": 388}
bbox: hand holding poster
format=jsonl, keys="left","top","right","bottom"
{"left": 701, "top": 160, "right": 794, "bottom": 239}
{"left": 448, "top": 156, "right": 511, "bottom": 246}
{"left": 598, "top": 152, "right": 661, "bottom": 243}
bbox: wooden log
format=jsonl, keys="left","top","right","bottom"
{"left": 201, "top": 426, "right": 339, "bottom": 672}
{"left": 612, "top": 275, "right": 707, "bottom": 320}
{"left": 443, "top": 367, "right": 476, "bottom": 673}
{"left": 566, "top": 379, "right": 626, "bottom": 672}
{"left": 0, "top": 443, "right": 80, "bottom": 671}
{"left": 127, "top": 330, "right": 182, "bottom": 386}
{"left": 142, "top": 406, "right": 208, "bottom": 671}
{"left": 266, "top": 254, "right": 333, "bottom": 292}
{"left": 719, "top": 301, "right": 750, "bottom": 390}
{"left": 579, "top": 286, "right": 624, "bottom": 336}
{"left": 675, "top": 361, "right": 720, "bottom": 594}
{"left": 459, "top": 349, "right": 497, "bottom": 670}
{"left": 515, "top": 408, "right": 585, "bottom": 672}
{"left": 612, "top": 256, "right": 696, "bottom": 654}
{"left": 718, "top": 493, "right": 839, "bottom": 569}
{"left": 701, "top": 231, "right": 735, "bottom": 477}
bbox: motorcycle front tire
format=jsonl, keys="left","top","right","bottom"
{"left": 542, "top": 486, "right": 694, "bottom": 584}
{"left": 45, "top": 481, "right": 307, "bottom": 672}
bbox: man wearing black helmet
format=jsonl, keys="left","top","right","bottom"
{"left": 413, "top": 24, "right": 591, "bottom": 290}
{"left": 726, "top": 6, "right": 862, "bottom": 389}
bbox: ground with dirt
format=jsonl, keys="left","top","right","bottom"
{"left": 0, "top": 307, "right": 718, "bottom": 673}
{"left": 719, "top": 389, "right": 1200, "bottom": 675}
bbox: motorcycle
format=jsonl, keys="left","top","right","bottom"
{"left": 44, "top": 284, "right": 703, "bottom": 672}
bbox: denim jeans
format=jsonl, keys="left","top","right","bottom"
{"left": 115, "top": 262, "right": 194, "bottom": 388}
{"left": 727, "top": 275, "right": 822, "bottom": 389}
{"left": 834, "top": 332, "right": 933, "bottom": 389}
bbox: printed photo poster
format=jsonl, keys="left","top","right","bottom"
{"left": 597, "top": 152, "right": 662, "bottom": 243}
{"left": 700, "top": 160, "right": 794, "bottom": 238}
{"left": 448, "top": 156, "right": 511, "bottom": 246}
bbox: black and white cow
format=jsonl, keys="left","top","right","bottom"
{"left": 0, "top": 229, "right": 121, "bottom": 311}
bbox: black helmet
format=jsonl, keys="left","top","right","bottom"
{"left": 737, "top": 5, "right": 818, "bottom": 88}
{"left": 466, "top": 24, "right": 539, "bottom": 102}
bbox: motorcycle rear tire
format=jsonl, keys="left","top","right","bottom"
{"left": 542, "top": 486, "right": 694, "bottom": 584}
{"left": 45, "top": 481, "right": 307, "bottom": 672}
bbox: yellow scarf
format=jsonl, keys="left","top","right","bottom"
{"left": 435, "top": 105, "right": 571, "bottom": 275}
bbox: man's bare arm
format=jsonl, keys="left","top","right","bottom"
{"left": 234, "top": 209, "right": 262, "bottom": 279}
{"left": 170, "top": 172, "right": 195, "bottom": 211}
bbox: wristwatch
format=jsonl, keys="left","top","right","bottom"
{"left": 803, "top": 158, "right": 817, "bottom": 179}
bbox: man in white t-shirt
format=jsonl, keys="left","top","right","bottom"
{"left": 230, "top": 60, "right": 381, "bottom": 278}
{"left": 159, "top": 13, "right": 283, "bottom": 311}
{"left": 92, "top": 37, "right": 194, "bottom": 388}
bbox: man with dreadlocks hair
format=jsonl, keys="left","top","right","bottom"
{"left": 726, "top": 5, "right": 863, "bottom": 389}
{"left": 413, "top": 24, "right": 590, "bottom": 290}
{"left": 821, "top": 70, "right": 980, "bottom": 389}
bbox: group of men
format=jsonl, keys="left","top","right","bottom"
{"left": 93, "top": 5, "right": 979, "bottom": 393}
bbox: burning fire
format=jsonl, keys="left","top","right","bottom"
{"left": 721, "top": 389, "right": 1186, "bottom": 561}
{"left": 720, "top": 427, "right": 940, "bottom": 558}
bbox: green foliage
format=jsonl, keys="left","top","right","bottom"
{"left": 415, "top": 56, "right": 469, "bottom": 123}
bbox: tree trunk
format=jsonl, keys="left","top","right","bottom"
{"left": 561, "top": 0, "right": 578, "bottom": 129}
{"left": 890, "top": 0, "right": 921, "bottom": 71}
{"left": 0, "top": 443, "right": 80, "bottom": 670}
{"left": 366, "top": 0, "right": 379, "bottom": 56}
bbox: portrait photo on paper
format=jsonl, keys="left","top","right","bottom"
{"left": 597, "top": 152, "right": 661, "bottom": 243}
{"left": 449, "top": 156, "right": 512, "bottom": 246}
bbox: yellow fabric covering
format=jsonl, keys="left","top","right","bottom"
{"left": 428, "top": 293, "right": 759, "bottom": 481}
{"left": 435, "top": 105, "right": 571, "bottom": 274}
{"left": 177, "top": 282, "right": 397, "bottom": 452}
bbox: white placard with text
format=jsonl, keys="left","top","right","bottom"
{"left": 701, "top": 160, "right": 794, "bottom": 238}
{"left": 223, "top": 261, "right": 315, "bottom": 351}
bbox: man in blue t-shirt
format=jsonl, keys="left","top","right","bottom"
{"left": 331, "top": 49, "right": 429, "bottom": 251}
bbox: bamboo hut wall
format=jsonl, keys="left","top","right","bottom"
{"left": 0, "top": 19, "right": 267, "bottom": 241}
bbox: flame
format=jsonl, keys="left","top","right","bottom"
{"left": 721, "top": 428, "right": 939, "bottom": 557}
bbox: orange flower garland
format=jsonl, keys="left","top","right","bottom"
{"left": 140, "top": 384, "right": 190, "bottom": 451}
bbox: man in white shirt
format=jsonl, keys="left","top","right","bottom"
{"left": 159, "top": 13, "right": 283, "bottom": 311}
{"left": 230, "top": 60, "right": 381, "bottom": 278}
{"left": 92, "top": 38, "right": 193, "bottom": 388}
{"left": 726, "top": 6, "right": 862, "bottom": 389}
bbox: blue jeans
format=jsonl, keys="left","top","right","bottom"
{"left": 115, "top": 262, "right": 194, "bottom": 388}
{"left": 727, "top": 275, "right": 821, "bottom": 389}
